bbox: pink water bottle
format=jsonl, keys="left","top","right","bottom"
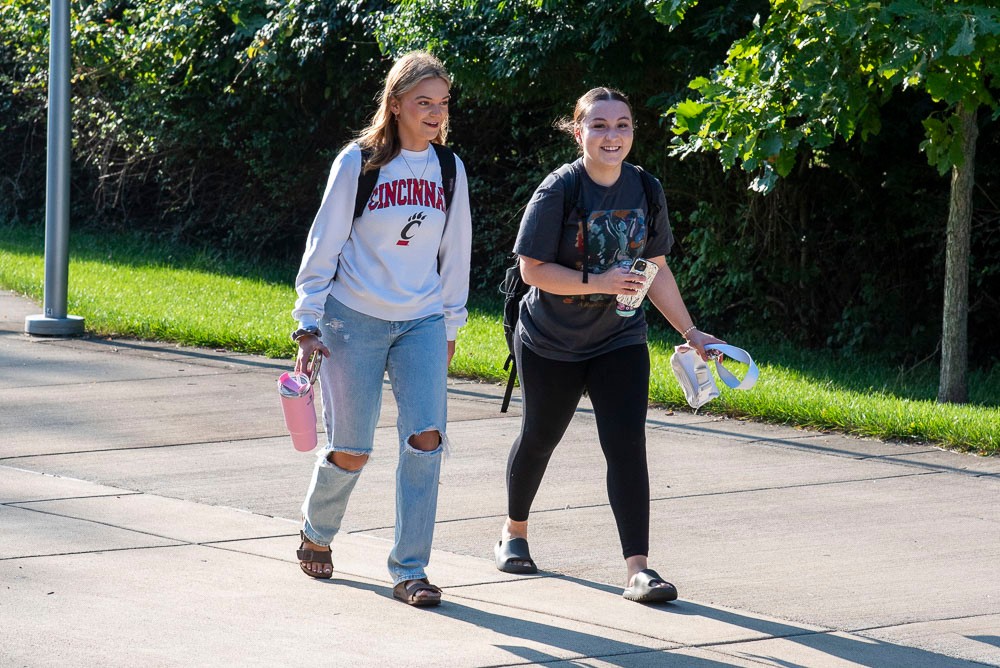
{"left": 277, "top": 371, "right": 318, "bottom": 452}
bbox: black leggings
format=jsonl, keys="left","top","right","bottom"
{"left": 506, "top": 338, "right": 651, "bottom": 558}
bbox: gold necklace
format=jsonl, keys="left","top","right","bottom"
{"left": 401, "top": 148, "right": 431, "bottom": 180}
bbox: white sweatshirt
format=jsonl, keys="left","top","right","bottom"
{"left": 293, "top": 143, "right": 472, "bottom": 340}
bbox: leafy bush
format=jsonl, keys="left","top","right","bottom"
{"left": 1, "top": 0, "right": 997, "bottom": 371}
{"left": 1, "top": 0, "right": 389, "bottom": 256}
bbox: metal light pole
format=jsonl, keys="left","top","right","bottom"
{"left": 25, "top": 0, "right": 84, "bottom": 337}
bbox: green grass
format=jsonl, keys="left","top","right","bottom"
{"left": 2, "top": 222, "right": 998, "bottom": 454}
{"left": 1, "top": 223, "right": 299, "bottom": 357}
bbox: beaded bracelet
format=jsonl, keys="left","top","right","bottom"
{"left": 681, "top": 325, "right": 698, "bottom": 339}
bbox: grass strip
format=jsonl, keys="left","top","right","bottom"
{"left": 2, "top": 222, "right": 997, "bottom": 454}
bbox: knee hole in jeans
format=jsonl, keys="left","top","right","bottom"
{"left": 327, "top": 451, "right": 369, "bottom": 472}
{"left": 407, "top": 430, "right": 441, "bottom": 452}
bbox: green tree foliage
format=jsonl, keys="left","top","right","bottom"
{"left": 667, "top": 0, "right": 999, "bottom": 188}
{"left": 377, "top": 0, "right": 762, "bottom": 286}
{"left": 1, "top": 0, "right": 387, "bottom": 254}
{"left": 380, "top": 0, "right": 1000, "bottom": 373}
{"left": 380, "top": 0, "right": 715, "bottom": 102}
{"left": 1, "top": 0, "right": 998, "bottom": 375}
{"left": 0, "top": 3, "right": 51, "bottom": 218}
{"left": 666, "top": 0, "right": 1000, "bottom": 400}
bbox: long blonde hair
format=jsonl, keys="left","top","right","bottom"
{"left": 355, "top": 52, "right": 452, "bottom": 173}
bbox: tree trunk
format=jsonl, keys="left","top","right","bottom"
{"left": 937, "top": 102, "right": 978, "bottom": 404}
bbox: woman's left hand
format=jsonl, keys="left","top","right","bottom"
{"left": 686, "top": 329, "right": 726, "bottom": 362}
{"left": 447, "top": 340, "right": 455, "bottom": 368}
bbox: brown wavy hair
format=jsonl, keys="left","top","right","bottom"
{"left": 354, "top": 52, "right": 452, "bottom": 173}
{"left": 555, "top": 87, "right": 632, "bottom": 154}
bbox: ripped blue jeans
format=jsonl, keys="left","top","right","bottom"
{"left": 301, "top": 295, "right": 448, "bottom": 585}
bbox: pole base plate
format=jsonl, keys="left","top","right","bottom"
{"left": 24, "top": 314, "right": 85, "bottom": 337}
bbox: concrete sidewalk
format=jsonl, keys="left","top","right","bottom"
{"left": 1, "top": 288, "right": 998, "bottom": 667}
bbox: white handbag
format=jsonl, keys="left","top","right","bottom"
{"left": 670, "top": 343, "right": 759, "bottom": 409}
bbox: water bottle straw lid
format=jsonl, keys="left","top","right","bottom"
{"left": 278, "top": 372, "right": 311, "bottom": 397}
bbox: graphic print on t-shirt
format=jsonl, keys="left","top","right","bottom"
{"left": 566, "top": 208, "right": 647, "bottom": 306}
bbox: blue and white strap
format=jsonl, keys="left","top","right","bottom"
{"left": 704, "top": 344, "right": 759, "bottom": 391}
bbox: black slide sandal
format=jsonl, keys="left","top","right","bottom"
{"left": 494, "top": 537, "right": 538, "bottom": 574}
{"left": 623, "top": 569, "right": 677, "bottom": 603}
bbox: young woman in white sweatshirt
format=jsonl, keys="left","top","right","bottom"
{"left": 290, "top": 51, "right": 471, "bottom": 607}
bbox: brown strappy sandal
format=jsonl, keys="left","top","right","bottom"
{"left": 392, "top": 578, "right": 442, "bottom": 607}
{"left": 296, "top": 531, "right": 333, "bottom": 580}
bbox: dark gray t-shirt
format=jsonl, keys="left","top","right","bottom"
{"left": 513, "top": 159, "right": 673, "bottom": 361}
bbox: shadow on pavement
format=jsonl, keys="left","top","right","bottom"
{"left": 557, "top": 574, "right": 981, "bottom": 668}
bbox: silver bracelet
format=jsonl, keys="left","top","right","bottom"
{"left": 681, "top": 325, "right": 697, "bottom": 339}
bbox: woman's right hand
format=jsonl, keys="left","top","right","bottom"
{"left": 294, "top": 335, "right": 330, "bottom": 376}
{"left": 598, "top": 265, "right": 647, "bottom": 296}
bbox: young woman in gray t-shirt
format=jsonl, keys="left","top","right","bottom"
{"left": 495, "top": 87, "right": 723, "bottom": 603}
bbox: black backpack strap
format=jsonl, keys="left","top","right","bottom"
{"left": 431, "top": 143, "right": 457, "bottom": 211}
{"left": 499, "top": 258, "right": 524, "bottom": 414}
{"left": 560, "top": 162, "right": 588, "bottom": 283}
{"left": 501, "top": 353, "right": 517, "bottom": 413}
{"left": 633, "top": 164, "right": 663, "bottom": 226}
{"left": 354, "top": 148, "right": 378, "bottom": 220}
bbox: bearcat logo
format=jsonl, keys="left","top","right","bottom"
{"left": 397, "top": 212, "right": 426, "bottom": 246}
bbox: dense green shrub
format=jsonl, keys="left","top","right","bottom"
{"left": 1, "top": 0, "right": 997, "bottom": 371}
{"left": 1, "top": 0, "right": 388, "bottom": 256}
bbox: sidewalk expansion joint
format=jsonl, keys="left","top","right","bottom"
{"left": 443, "top": 575, "right": 555, "bottom": 590}
{"left": 391, "top": 472, "right": 943, "bottom": 532}
{"left": 0, "top": 543, "right": 190, "bottom": 561}
{"left": 851, "top": 611, "right": 1000, "bottom": 633}
{"left": 6, "top": 491, "right": 144, "bottom": 505}
{"left": 476, "top": 645, "right": 675, "bottom": 668}
{"left": 648, "top": 470, "right": 941, "bottom": 502}
{"left": 199, "top": 533, "right": 298, "bottom": 546}
{"left": 0, "top": 369, "right": 255, "bottom": 392}
{"left": 2, "top": 503, "right": 196, "bottom": 543}
{"left": 0, "top": 433, "right": 289, "bottom": 461}
{"left": 52, "top": 336, "right": 291, "bottom": 372}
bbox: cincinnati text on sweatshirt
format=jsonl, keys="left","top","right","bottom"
{"left": 368, "top": 178, "right": 447, "bottom": 212}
